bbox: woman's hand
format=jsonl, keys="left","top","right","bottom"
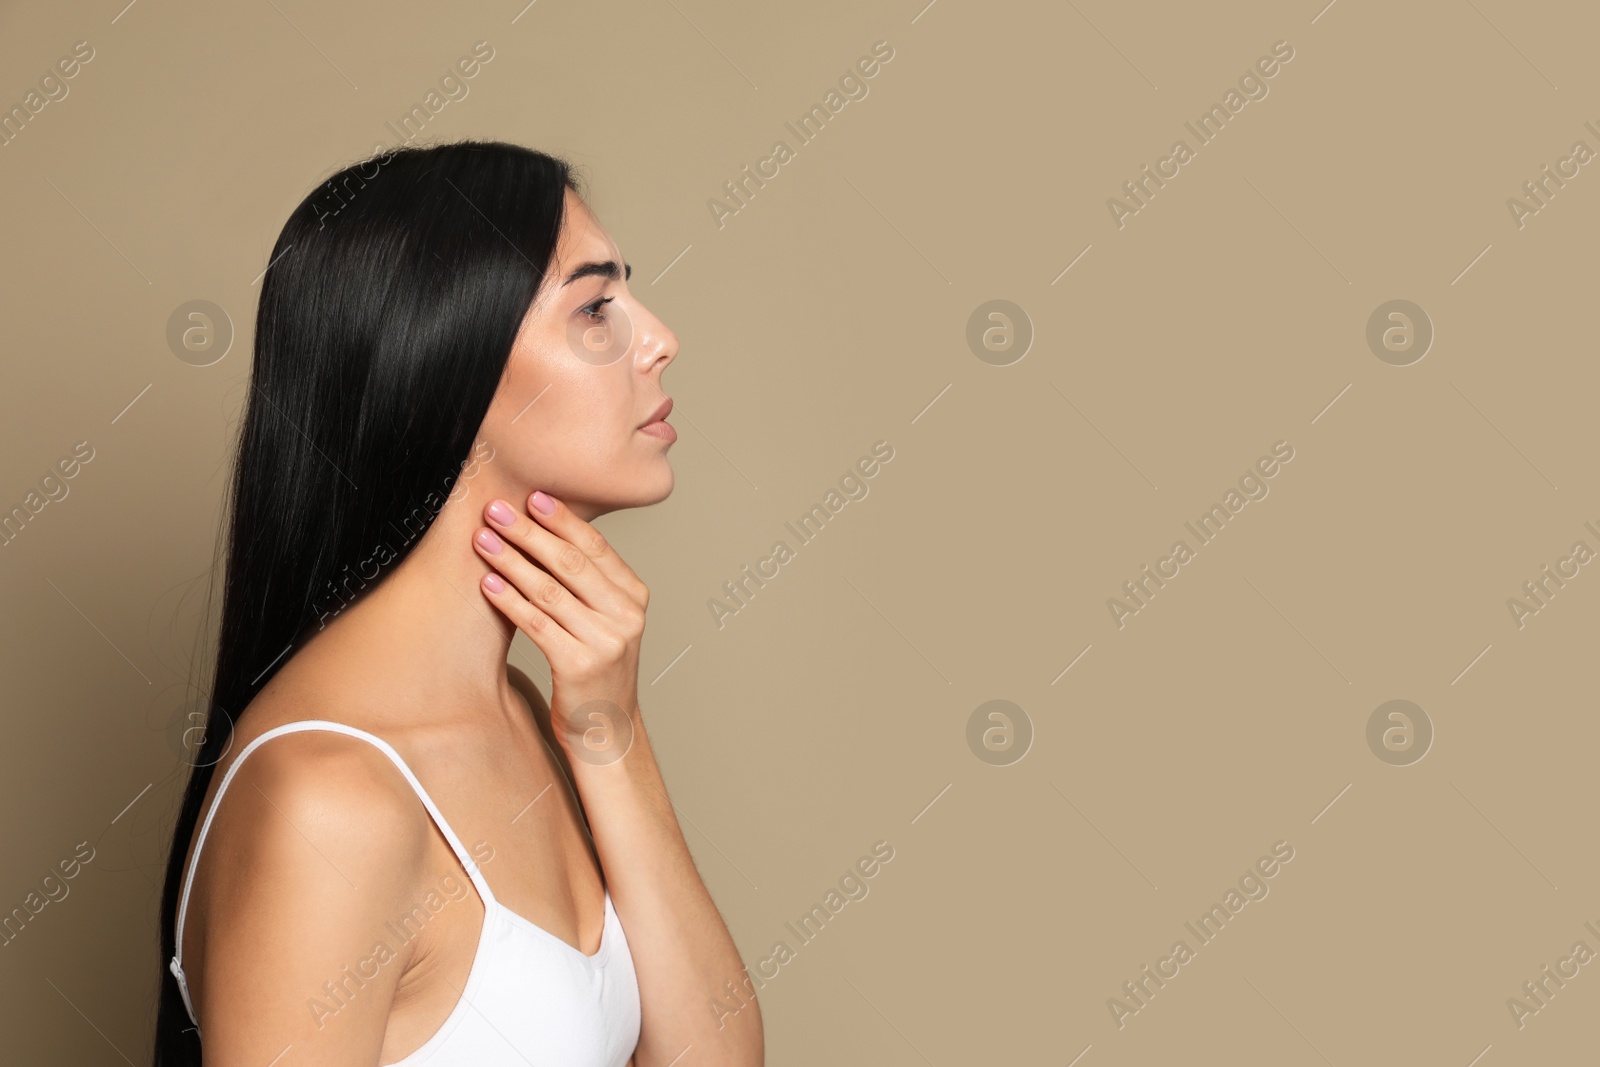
{"left": 473, "top": 490, "right": 648, "bottom": 766}
{"left": 475, "top": 492, "right": 765, "bottom": 1065}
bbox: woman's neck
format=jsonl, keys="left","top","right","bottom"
{"left": 282, "top": 478, "right": 532, "bottom": 730}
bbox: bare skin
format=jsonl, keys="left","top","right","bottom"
{"left": 175, "top": 188, "right": 764, "bottom": 1065}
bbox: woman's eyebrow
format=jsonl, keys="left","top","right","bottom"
{"left": 561, "top": 260, "right": 632, "bottom": 286}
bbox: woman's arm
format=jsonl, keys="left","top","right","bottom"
{"left": 510, "top": 665, "right": 763, "bottom": 1064}
{"left": 181, "top": 732, "right": 436, "bottom": 1065}
{"left": 568, "top": 699, "right": 765, "bottom": 1065}
{"left": 478, "top": 492, "right": 764, "bottom": 1067}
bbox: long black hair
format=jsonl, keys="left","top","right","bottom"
{"left": 154, "top": 139, "right": 578, "bottom": 1064}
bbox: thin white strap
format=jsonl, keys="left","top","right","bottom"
{"left": 169, "top": 719, "right": 496, "bottom": 1026}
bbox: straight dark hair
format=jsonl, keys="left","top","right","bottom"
{"left": 154, "top": 139, "right": 578, "bottom": 1064}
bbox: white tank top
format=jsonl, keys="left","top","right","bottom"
{"left": 169, "top": 719, "right": 642, "bottom": 1066}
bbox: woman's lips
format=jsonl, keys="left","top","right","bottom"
{"left": 639, "top": 396, "right": 675, "bottom": 441}
{"left": 639, "top": 419, "right": 677, "bottom": 442}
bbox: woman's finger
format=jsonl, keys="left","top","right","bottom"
{"left": 478, "top": 565, "right": 585, "bottom": 664}
{"left": 524, "top": 491, "right": 649, "bottom": 611}
{"left": 473, "top": 524, "right": 607, "bottom": 645}
{"left": 484, "top": 497, "right": 635, "bottom": 616}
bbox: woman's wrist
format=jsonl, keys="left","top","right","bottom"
{"left": 561, "top": 707, "right": 691, "bottom": 887}
{"left": 552, "top": 693, "right": 646, "bottom": 774}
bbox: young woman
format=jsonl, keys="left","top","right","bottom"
{"left": 154, "top": 140, "right": 763, "bottom": 1066}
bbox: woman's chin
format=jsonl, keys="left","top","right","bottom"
{"left": 580, "top": 468, "right": 675, "bottom": 518}
{"left": 638, "top": 465, "right": 675, "bottom": 506}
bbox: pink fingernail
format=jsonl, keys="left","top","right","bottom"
{"left": 483, "top": 573, "right": 507, "bottom": 593}
{"left": 487, "top": 500, "right": 517, "bottom": 527}
{"left": 530, "top": 490, "right": 556, "bottom": 515}
{"left": 475, "top": 529, "right": 503, "bottom": 554}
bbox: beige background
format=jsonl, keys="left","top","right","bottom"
{"left": 2, "top": 0, "right": 1597, "bottom": 1062}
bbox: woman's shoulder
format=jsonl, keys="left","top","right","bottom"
{"left": 214, "top": 718, "right": 431, "bottom": 830}
{"left": 178, "top": 706, "right": 441, "bottom": 1038}
{"left": 223, "top": 642, "right": 442, "bottom": 784}
{"left": 192, "top": 672, "right": 443, "bottom": 895}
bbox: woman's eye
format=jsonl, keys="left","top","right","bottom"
{"left": 582, "top": 296, "right": 614, "bottom": 323}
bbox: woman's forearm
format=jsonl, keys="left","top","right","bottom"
{"left": 569, "top": 704, "right": 764, "bottom": 1066}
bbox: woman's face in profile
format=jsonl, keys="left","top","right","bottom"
{"left": 480, "top": 187, "right": 679, "bottom": 518}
